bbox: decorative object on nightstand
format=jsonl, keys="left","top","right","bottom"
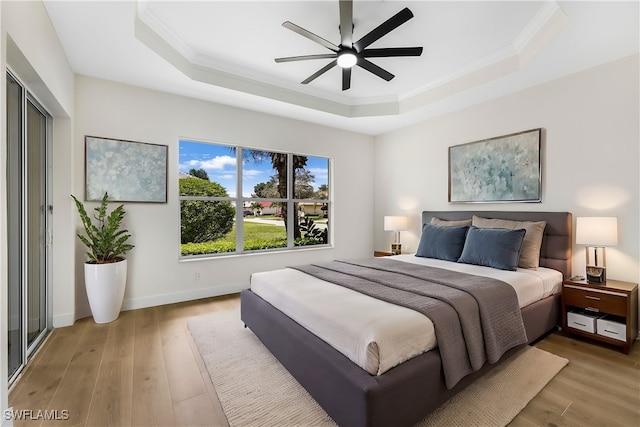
{"left": 561, "top": 278, "right": 638, "bottom": 354}
{"left": 575, "top": 217, "right": 618, "bottom": 283}
{"left": 383, "top": 216, "right": 408, "bottom": 255}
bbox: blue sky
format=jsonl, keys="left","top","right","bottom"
{"left": 179, "top": 140, "right": 328, "bottom": 197}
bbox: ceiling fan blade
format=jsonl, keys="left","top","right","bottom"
{"left": 361, "top": 47, "right": 423, "bottom": 58}
{"left": 275, "top": 53, "right": 337, "bottom": 63}
{"left": 302, "top": 60, "right": 338, "bottom": 84}
{"left": 353, "top": 7, "right": 414, "bottom": 51}
{"left": 339, "top": 0, "right": 353, "bottom": 47}
{"left": 282, "top": 21, "right": 339, "bottom": 52}
{"left": 357, "top": 58, "right": 394, "bottom": 81}
{"left": 342, "top": 67, "right": 351, "bottom": 91}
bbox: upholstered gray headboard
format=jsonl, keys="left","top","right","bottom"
{"left": 421, "top": 211, "right": 572, "bottom": 279}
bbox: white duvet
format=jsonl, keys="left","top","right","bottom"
{"left": 249, "top": 255, "right": 562, "bottom": 376}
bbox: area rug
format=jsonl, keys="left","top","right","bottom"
{"left": 188, "top": 309, "right": 568, "bottom": 427}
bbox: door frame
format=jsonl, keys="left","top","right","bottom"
{"left": 6, "top": 68, "right": 53, "bottom": 385}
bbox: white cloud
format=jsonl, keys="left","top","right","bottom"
{"left": 243, "top": 169, "right": 264, "bottom": 178}
{"left": 200, "top": 155, "right": 236, "bottom": 170}
{"left": 308, "top": 167, "right": 328, "bottom": 180}
{"left": 181, "top": 155, "right": 236, "bottom": 172}
{"left": 212, "top": 174, "right": 235, "bottom": 181}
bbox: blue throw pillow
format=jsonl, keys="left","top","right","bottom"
{"left": 457, "top": 226, "right": 526, "bottom": 271}
{"left": 415, "top": 223, "right": 469, "bottom": 262}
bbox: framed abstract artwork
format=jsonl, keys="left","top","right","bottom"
{"left": 85, "top": 136, "right": 168, "bottom": 203}
{"left": 448, "top": 128, "right": 542, "bottom": 203}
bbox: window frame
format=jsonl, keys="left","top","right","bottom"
{"left": 178, "top": 142, "right": 331, "bottom": 258}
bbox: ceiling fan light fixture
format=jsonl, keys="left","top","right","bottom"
{"left": 277, "top": 1, "right": 421, "bottom": 90}
{"left": 337, "top": 52, "right": 357, "bottom": 68}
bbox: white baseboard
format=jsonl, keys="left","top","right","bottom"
{"left": 52, "top": 313, "right": 75, "bottom": 328}
{"left": 54, "top": 283, "right": 249, "bottom": 327}
{"left": 120, "top": 282, "right": 248, "bottom": 311}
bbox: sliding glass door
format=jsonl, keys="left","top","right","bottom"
{"left": 7, "top": 71, "right": 51, "bottom": 383}
{"left": 25, "top": 96, "right": 48, "bottom": 348}
{"left": 7, "top": 71, "right": 24, "bottom": 380}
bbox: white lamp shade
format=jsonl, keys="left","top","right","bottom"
{"left": 384, "top": 216, "right": 408, "bottom": 231}
{"left": 575, "top": 217, "right": 618, "bottom": 246}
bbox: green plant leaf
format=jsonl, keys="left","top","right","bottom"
{"left": 71, "top": 192, "right": 134, "bottom": 263}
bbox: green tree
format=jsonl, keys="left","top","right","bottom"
{"left": 189, "top": 168, "right": 209, "bottom": 180}
{"left": 179, "top": 177, "right": 234, "bottom": 244}
{"left": 249, "top": 201, "right": 263, "bottom": 215}
{"left": 315, "top": 184, "right": 329, "bottom": 200}
{"left": 252, "top": 177, "right": 278, "bottom": 198}
{"left": 294, "top": 169, "right": 315, "bottom": 199}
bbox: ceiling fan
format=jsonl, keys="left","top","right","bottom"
{"left": 275, "top": 0, "right": 423, "bottom": 91}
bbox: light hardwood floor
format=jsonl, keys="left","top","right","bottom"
{"left": 9, "top": 294, "right": 640, "bottom": 426}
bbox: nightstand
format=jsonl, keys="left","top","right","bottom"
{"left": 562, "top": 278, "right": 638, "bottom": 354}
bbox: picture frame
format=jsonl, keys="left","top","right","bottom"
{"left": 448, "top": 128, "right": 542, "bottom": 203}
{"left": 85, "top": 136, "right": 168, "bottom": 203}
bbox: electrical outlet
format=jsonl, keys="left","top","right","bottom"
{"left": 195, "top": 272, "right": 201, "bottom": 281}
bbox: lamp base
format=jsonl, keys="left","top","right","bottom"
{"left": 391, "top": 243, "right": 402, "bottom": 255}
{"left": 586, "top": 266, "right": 606, "bottom": 284}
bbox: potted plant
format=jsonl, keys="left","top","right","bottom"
{"left": 71, "top": 192, "right": 134, "bottom": 323}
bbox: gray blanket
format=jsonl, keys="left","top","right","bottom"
{"left": 291, "top": 258, "right": 527, "bottom": 389}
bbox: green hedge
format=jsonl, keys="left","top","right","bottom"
{"left": 181, "top": 238, "right": 288, "bottom": 256}
{"left": 180, "top": 237, "right": 326, "bottom": 256}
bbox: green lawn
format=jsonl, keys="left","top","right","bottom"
{"left": 222, "top": 221, "right": 286, "bottom": 244}
{"left": 181, "top": 221, "right": 286, "bottom": 255}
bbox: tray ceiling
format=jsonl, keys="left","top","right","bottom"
{"left": 43, "top": 1, "right": 639, "bottom": 135}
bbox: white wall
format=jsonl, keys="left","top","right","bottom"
{"left": 374, "top": 54, "right": 640, "bottom": 285}
{"left": 70, "top": 75, "right": 374, "bottom": 321}
{"left": 3, "top": 0, "right": 76, "bottom": 330}
{"left": 1, "top": 0, "right": 75, "bottom": 423}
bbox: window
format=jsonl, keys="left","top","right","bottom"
{"left": 179, "top": 140, "right": 330, "bottom": 257}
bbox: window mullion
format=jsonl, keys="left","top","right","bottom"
{"left": 236, "top": 147, "right": 244, "bottom": 252}
{"left": 287, "top": 153, "right": 294, "bottom": 248}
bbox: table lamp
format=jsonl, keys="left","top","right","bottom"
{"left": 384, "top": 216, "right": 408, "bottom": 255}
{"left": 575, "top": 217, "right": 618, "bottom": 283}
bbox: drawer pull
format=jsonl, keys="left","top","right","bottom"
{"left": 603, "top": 329, "right": 620, "bottom": 335}
{"left": 585, "top": 296, "right": 600, "bottom": 301}
{"left": 585, "top": 307, "right": 600, "bottom": 313}
{"left": 573, "top": 322, "right": 587, "bottom": 327}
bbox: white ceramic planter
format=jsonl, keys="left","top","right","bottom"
{"left": 84, "top": 258, "right": 127, "bottom": 324}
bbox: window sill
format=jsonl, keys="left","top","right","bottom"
{"left": 178, "top": 244, "right": 333, "bottom": 262}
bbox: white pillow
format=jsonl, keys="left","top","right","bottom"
{"left": 430, "top": 217, "right": 472, "bottom": 227}
{"left": 471, "top": 215, "right": 546, "bottom": 269}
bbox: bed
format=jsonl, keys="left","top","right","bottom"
{"left": 241, "top": 211, "right": 572, "bottom": 427}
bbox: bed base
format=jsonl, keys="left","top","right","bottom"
{"left": 241, "top": 289, "right": 560, "bottom": 427}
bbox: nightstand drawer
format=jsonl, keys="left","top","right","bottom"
{"left": 563, "top": 286, "right": 627, "bottom": 316}
{"left": 597, "top": 316, "right": 626, "bottom": 342}
{"left": 567, "top": 310, "right": 598, "bottom": 333}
